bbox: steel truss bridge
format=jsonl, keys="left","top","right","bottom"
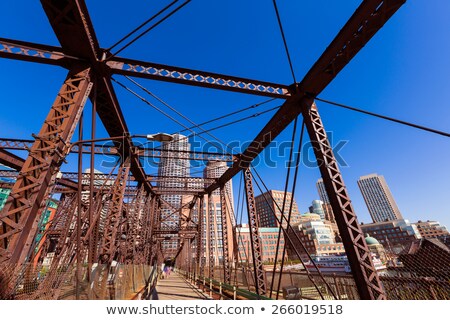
{"left": 0, "top": 0, "right": 448, "bottom": 300}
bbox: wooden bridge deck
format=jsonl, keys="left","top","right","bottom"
{"left": 153, "top": 272, "right": 209, "bottom": 300}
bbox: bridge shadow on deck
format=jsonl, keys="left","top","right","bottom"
{"left": 153, "top": 272, "right": 209, "bottom": 300}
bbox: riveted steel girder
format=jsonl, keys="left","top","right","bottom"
{"left": 243, "top": 168, "right": 266, "bottom": 295}
{"left": 0, "top": 68, "right": 92, "bottom": 265}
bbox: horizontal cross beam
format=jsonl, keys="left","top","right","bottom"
{"left": 107, "top": 57, "right": 291, "bottom": 98}
{"left": 0, "top": 37, "right": 70, "bottom": 66}
{"left": 0, "top": 38, "right": 290, "bottom": 98}
{"left": 207, "top": 0, "right": 406, "bottom": 193}
{"left": 0, "top": 138, "right": 235, "bottom": 162}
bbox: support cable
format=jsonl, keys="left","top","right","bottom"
{"left": 111, "top": 77, "right": 228, "bottom": 154}
{"left": 148, "top": 104, "right": 280, "bottom": 155}
{"left": 316, "top": 97, "right": 450, "bottom": 138}
{"left": 269, "top": 116, "right": 298, "bottom": 298}
{"left": 275, "top": 121, "right": 304, "bottom": 300}
{"left": 108, "top": 0, "right": 191, "bottom": 59}
{"left": 124, "top": 76, "right": 231, "bottom": 152}
{"left": 178, "top": 98, "right": 277, "bottom": 134}
{"left": 251, "top": 167, "right": 337, "bottom": 300}
{"left": 272, "top": 0, "right": 297, "bottom": 84}
{"left": 224, "top": 183, "right": 246, "bottom": 287}
{"left": 107, "top": 0, "right": 180, "bottom": 51}
{"left": 190, "top": 106, "right": 281, "bottom": 137}
{"left": 235, "top": 175, "right": 253, "bottom": 290}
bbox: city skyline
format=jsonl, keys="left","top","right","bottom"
{"left": 0, "top": 1, "right": 448, "bottom": 229}
{"left": 254, "top": 167, "right": 450, "bottom": 229}
{"left": 0, "top": 0, "right": 448, "bottom": 303}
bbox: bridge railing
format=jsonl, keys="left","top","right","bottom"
{"left": 0, "top": 262, "right": 157, "bottom": 300}
{"left": 176, "top": 268, "right": 271, "bottom": 300}
{"left": 175, "top": 268, "right": 450, "bottom": 300}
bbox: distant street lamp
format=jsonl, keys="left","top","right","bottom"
{"left": 145, "top": 133, "right": 175, "bottom": 143}
{"left": 68, "top": 132, "right": 175, "bottom": 152}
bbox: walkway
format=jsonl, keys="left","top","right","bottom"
{"left": 153, "top": 272, "right": 209, "bottom": 300}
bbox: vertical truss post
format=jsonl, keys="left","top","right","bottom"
{"left": 88, "top": 85, "right": 97, "bottom": 268}
{"left": 219, "top": 186, "right": 231, "bottom": 284}
{"left": 207, "top": 193, "right": 214, "bottom": 279}
{"left": 98, "top": 158, "right": 131, "bottom": 264}
{"left": 300, "top": 101, "right": 386, "bottom": 300}
{"left": 76, "top": 109, "right": 84, "bottom": 300}
{"left": 122, "top": 186, "right": 145, "bottom": 264}
{"left": 196, "top": 195, "right": 204, "bottom": 278}
{"left": 0, "top": 68, "right": 92, "bottom": 265}
{"left": 149, "top": 196, "right": 161, "bottom": 265}
{"left": 187, "top": 238, "right": 192, "bottom": 275}
{"left": 95, "top": 158, "right": 130, "bottom": 298}
{"left": 242, "top": 168, "right": 266, "bottom": 295}
{"left": 142, "top": 194, "right": 154, "bottom": 265}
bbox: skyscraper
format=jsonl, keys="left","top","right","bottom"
{"left": 316, "top": 178, "right": 330, "bottom": 204}
{"left": 316, "top": 178, "right": 335, "bottom": 223}
{"left": 255, "top": 190, "right": 301, "bottom": 228}
{"left": 200, "top": 161, "right": 235, "bottom": 267}
{"left": 203, "top": 161, "right": 233, "bottom": 208}
{"left": 357, "top": 173, "right": 403, "bottom": 223}
{"left": 158, "top": 134, "right": 190, "bottom": 252}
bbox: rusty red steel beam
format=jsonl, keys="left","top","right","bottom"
{"left": 0, "top": 151, "right": 77, "bottom": 190}
{"left": 40, "top": 0, "right": 100, "bottom": 62}
{"left": 207, "top": 0, "right": 406, "bottom": 191}
{"left": 0, "top": 68, "right": 93, "bottom": 264}
{"left": 0, "top": 138, "right": 236, "bottom": 162}
{"left": 302, "top": 102, "right": 386, "bottom": 299}
{"left": 39, "top": 0, "right": 153, "bottom": 194}
{"left": 0, "top": 169, "right": 211, "bottom": 195}
{"left": 0, "top": 35, "right": 290, "bottom": 99}
{"left": 0, "top": 0, "right": 405, "bottom": 299}
{"left": 0, "top": 169, "right": 215, "bottom": 185}
{"left": 0, "top": 37, "right": 73, "bottom": 67}
{"left": 106, "top": 56, "right": 291, "bottom": 98}
{"left": 243, "top": 168, "right": 266, "bottom": 295}
{"left": 0, "top": 180, "right": 139, "bottom": 194}
{"left": 205, "top": 0, "right": 406, "bottom": 300}
{"left": 0, "top": 36, "right": 290, "bottom": 99}
{"left": 0, "top": 149, "right": 24, "bottom": 171}
{"left": 94, "top": 67, "right": 154, "bottom": 194}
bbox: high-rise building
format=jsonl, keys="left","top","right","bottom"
{"left": 255, "top": 190, "right": 301, "bottom": 228}
{"left": 316, "top": 178, "right": 329, "bottom": 204}
{"left": 357, "top": 173, "right": 403, "bottom": 223}
{"left": 236, "top": 224, "right": 286, "bottom": 263}
{"left": 316, "top": 179, "right": 335, "bottom": 223}
{"left": 158, "top": 134, "right": 190, "bottom": 252}
{"left": 309, "top": 200, "right": 325, "bottom": 220}
{"left": 203, "top": 161, "right": 233, "bottom": 208}
{"left": 199, "top": 161, "right": 235, "bottom": 267}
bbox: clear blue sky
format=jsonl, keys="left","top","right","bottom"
{"left": 0, "top": 1, "right": 449, "bottom": 227}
